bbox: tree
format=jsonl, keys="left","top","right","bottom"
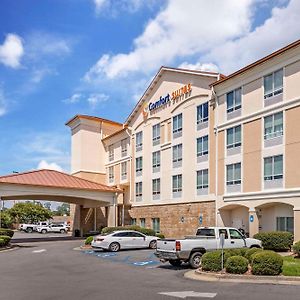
{"left": 8, "top": 202, "right": 53, "bottom": 224}
{"left": 53, "top": 203, "right": 70, "bottom": 216}
{"left": 0, "top": 211, "right": 13, "bottom": 228}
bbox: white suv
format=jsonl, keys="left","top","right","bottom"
{"left": 37, "top": 224, "right": 68, "bottom": 234}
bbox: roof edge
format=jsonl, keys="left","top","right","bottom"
{"left": 65, "top": 114, "right": 123, "bottom": 127}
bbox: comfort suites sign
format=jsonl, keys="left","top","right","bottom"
{"left": 143, "top": 83, "right": 192, "bottom": 118}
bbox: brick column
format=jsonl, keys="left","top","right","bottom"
{"left": 294, "top": 208, "right": 300, "bottom": 242}
{"left": 248, "top": 208, "right": 259, "bottom": 238}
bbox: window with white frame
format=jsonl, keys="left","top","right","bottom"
{"left": 197, "top": 102, "right": 209, "bottom": 124}
{"left": 136, "top": 131, "right": 143, "bottom": 151}
{"left": 227, "top": 125, "right": 241, "bottom": 149}
{"left": 197, "top": 135, "right": 209, "bottom": 156}
{"left": 227, "top": 87, "right": 242, "bottom": 113}
{"left": 264, "top": 112, "right": 283, "bottom": 140}
{"left": 152, "top": 151, "right": 161, "bottom": 168}
{"left": 108, "top": 145, "right": 114, "bottom": 161}
{"left": 136, "top": 157, "right": 143, "bottom": 173}
{"left": 264, "top": 69, "right": 283, "bottom": 99}
{"left": 226, "top": 163, "right": 241, "bottom": 185}
{"left": 152, "top": 218, "right": 160, "bottom": 233}
{"left": 264, "top": 155, "right": 283, "bottom": 181}
{"left": 173, "top": 113, "right": 183, "bottom": 134}
{"left": 152, "top": 124, "right": 160, "bottom": 143}
{"left": 121, "top": 162, "right": 127, "bottom": 178}
{"left": 135, "top": 182, "right": 142, "bottom": 197}
{"left": 172, "top": 174, "right": 182, "bottom": 192}
{"left": 172, "top": 144, "right": 182, "bottom": 163}
{"left": 121, "top": 138, "right": 128, "bottom": 156}
{"left": 197, "top": 169, "right": 208, "bottom": 189}
{"left": 152, "top": 178, "right": 161, "bottom": 195}
{"left": 108, "top": 166, "right": 114, "bottom": 182}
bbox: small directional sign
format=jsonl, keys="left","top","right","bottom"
{"left": 158, "top": 291, "right": 217, "bottom": 298}
{"left": 250, "top": 215, "right": 254, "bottom": 223}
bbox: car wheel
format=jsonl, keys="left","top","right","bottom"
{"left": 60, "top": 229, "right": 66, "bottom": 234}
{"left": 169, "top": 260, "right": 182, "bottom": 267}
{"left": 26, "top": 227, "right": 33, "bottom": 233}
{"left": 41, "top": 229, "right": 47, "bottom": 234}
{"left": 109, "top": 242, "right": 120, "bottom": 252}
{"left": 149, "top": 240, "right": 157, "bottom": 249}
{"left": 189, "top": 252, "right": 202, "bottom": 269}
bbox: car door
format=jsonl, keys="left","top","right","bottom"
{"left": 112, "top": 232, "right": 131, "bottom": 249}
{"left": 129, "top": 232, "right": 147, "bottom": 248}
{"left": 228, "top": 229, "right": 246, "bottom": 248}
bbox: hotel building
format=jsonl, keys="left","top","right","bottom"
{"left": 67, "top": 39, "right": 300, "bottom": 241}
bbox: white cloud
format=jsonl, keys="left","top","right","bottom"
{"left": 0, "top": 87, "right": 7, "bottom": 116}
{"left": 93, "top": 0, "right": 147, "bottom": 15}
{"left": 85, "top": 0, "right": 254, "bottom": 80}
{"left": 63, "top": 93, "right": 82, "bottom": 104}
{"left": 63, "top": 92, "right": 109, "bottom": 108}
{"left": 87, "top": 93, "right": 109, "bottom": 108}
{"left": 0, "top": 34, "right": 24, "bottom": 68}
{"left": 178, "top": 62, "right": 219, "bottom": 73}
{"left": 30, "top": 68, "right": 57, "bottom": 83}
{"left": 37, "top": 160, "right": 63, "bottom": 172}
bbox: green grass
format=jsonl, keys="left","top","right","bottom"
{"left": 282, "top": 256, "right": 300, "bottom": 276}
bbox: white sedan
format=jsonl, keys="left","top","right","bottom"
{"left": 91, "top": 230, "right": 159, "bottom": 252}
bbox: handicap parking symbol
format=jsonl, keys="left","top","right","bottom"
{"left": 132, "top": 260, "right": 158, "bottom": 266}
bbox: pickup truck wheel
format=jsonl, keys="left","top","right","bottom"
{"left": 169, "top": 260, "right": 182, "bottom": 267}
{"left": 109, "top": 242, "right": 120, "bottom": 252}
{"left": 189, "top": 252, "right": 202, "bottom": 269}
{"left": 149, "top": 240, "right": 157, "bottom": 249}
{"left": 41, "top": 229, "right": 47, "bottom": 234}
{"left": 26, "top": 227, "right": 33, "bottom": 233}
{"left": 60, "top": 229, "right": 66, "bottom": 234}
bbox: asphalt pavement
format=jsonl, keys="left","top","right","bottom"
{"left": 0, "top": 240, "right": 300, "bottom": 300}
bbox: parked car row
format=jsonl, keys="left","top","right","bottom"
{"left": 91, "top": 227, "right": 262, "bottom": 269}
{"left": 19, "top": 222, "right": 70, "bottom": 234}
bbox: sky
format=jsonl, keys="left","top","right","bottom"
{"left": 0, "top": 0, "right": 300, "bottom": 175}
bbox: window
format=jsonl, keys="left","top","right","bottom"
{"left": 152, "top": 178, "right": 161, "bottom": 195}
{"left": 152, "top": 124, "right": 160, "bottom": 144}
{"left": 136, "top": 157, "right": 143, "bottom": 173}
{"left": 219, "top": 229, "right": 228, "bottom": 239}
{"left": 152, "top": 151, "right": 161, "bottom": 168}
{"left": 264, "top": 112, "right": 283, "bottom": 140}
{"left": 108, "top": 145, "right": 114, "bottom": 161}
{"left": 197, "top": 169, "right": 208, "bottom": 189}
{"left": 196, "top": 228, "right": 215, "bottom": 237}
{"left": 121, "top": 162, "right": 127, "bottom": 178}
{"left": 227, "top": 125, "right": 241, "bottom": 149}
{"left": 140, "top": 218, "right": 145, "bottom": 228}
{"left": 226, "top": 163, "right": 241, "bottom": 185}
{"left": 264, "top": 69, "right": 283, "bottom": 99}
{"left": 136, "top": 131, "right": 143, "bottom": 151}
{"left": 229, "top": 229, "right": 243, "bottom": 239}
{"left": 121, "top": 139, "right": 127, "bottom": 156}
{"left": 172, "top": 144, "right": 182, "bottom": 163}
{"left": 264, "top": 155, "right": 283, "bottom": 181}
{"left": 227, "top": 87, "right": 241, "bottom": 113}
{"left": 276, "top": 217, "right": 294, "bottom": 233}
{"left": 197, "top": 135, "right": 209, "bottom": 156}
{"left": 173, "top": 113, "right": 183, "bottom": 134}
{"left": 108, "top": 166, "right": 114, "bottom": 182}
{"left": 131, "top": 219, "right": 136, "bottom": 226}
{"left": 135, "top": 182, "right": 142, "bottom": 197}
{"left": 172, "top": 174, "right": 182, "bottom": 192}
{"left": 113, "top": 232, "right": 130, "bottom": 237}
{"left": 152, "top": 218, "right": 160, "bottom": 233}
{"left": 197, "top": 102, "right": 209, "bottom": 124}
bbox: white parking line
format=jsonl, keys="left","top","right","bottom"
{"left": 32, "top": 249, "right": 47, "bottom": 253}
{"left": 158, "top": 291, "right": 217, "bottom": 298}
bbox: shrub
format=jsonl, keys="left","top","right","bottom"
{"left": 292, "top": 241, "right": 300, "bottom": 257}
{"left": 156, "top": 233, "right": 165, "bottom": 239}
{"left": 224, "top": 248, "right": 246, "bottom": 260}
{"left": 101, "top": 226, "right": 156, "bottom": 237}
{"left": 245, "top": 248, "right": 263, "bottom": 262}
{"left": 85, "top": 236, "right": 94, "bottom": 245}
{"left": 0, "top": 228, "right": 14, "bottom": 238}
{"left": 251, "top": 250, "right": 283, "bottom": 276}
{"left": 0, "top": 235, "right": 11, "bottom": 247}
{"left": 201, "top": 251, "right": 223, "bottom": 272}
{"left": 253, "top": 231, "right": 293, "bottom": 251}
{"left": 225, "top": 256, "right": 249, "bottom": 274}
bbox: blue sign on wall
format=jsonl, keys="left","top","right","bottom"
{"left": 199, "top": 214, "right": 203, "bottom": 225}
{"left": 250, "top": 215, "right": 254, "bottom": 223}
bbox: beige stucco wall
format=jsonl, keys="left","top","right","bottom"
{"left": 217, "top": 130, "right": 225, "bottom": 196}
{"left": 243, "top": 78, "right": 263, "bottom": 116}
{"left": 73, "top": 171, "right": 106, "bottom": 185}
{"left": 285, "top": 60, "right": 300, "bottom": 101}
{"left": 243, "top": 118, "right": 262, "bottom": 192}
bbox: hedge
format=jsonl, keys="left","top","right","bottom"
{"left": 244, "top": 248, "right": 263, "bottom": 262}
{"left": 292, "top": 241, "right": 300, "bottom": 257}
{"left": 0, "top": 228, "right": 14, "bottom": 238}
{"left": 201, "top": 251, "right": 223, "bottom": 272}
{"left": 101, "top": 226, "right": 157, "bottom": 237}
{"left": 85, "top": 236, "right": 94, "bottom": 245}
{"left": 251, "top": 250, "right": 283, "bottom": 275}
{"left": 0, "top": 235, "right": 11, "bottom": 247}
{"left": 253, "top": 231, "right": 293, "bottom": 251}
{"left": 225, "top": 256, "right": 249, "bottom": 274}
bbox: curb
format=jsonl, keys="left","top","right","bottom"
{"left": 0, "top": 245, "right": 19, "bottom": 253}
{"left": 184, "top": 269, "right": 300, "bottom": 285}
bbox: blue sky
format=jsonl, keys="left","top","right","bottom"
{"left": 0, "top": 0, "right": 299, "bottom": 175}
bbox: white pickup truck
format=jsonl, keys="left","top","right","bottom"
{"left": 155, "top": 227, "right": 262, "bottom": 269}
{"left": 37, "top": 223, "right": 68, "bottom": 234}
{"left": 19, "top": 222, "right": 49, "bottom": 233}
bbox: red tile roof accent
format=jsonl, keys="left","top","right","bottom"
{"left": 0, "top": 169, "right": 120, "bottom": 193}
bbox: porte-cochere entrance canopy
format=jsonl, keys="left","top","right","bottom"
{"left": 0, "top": 169, "right": 121, "bottom": 234}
